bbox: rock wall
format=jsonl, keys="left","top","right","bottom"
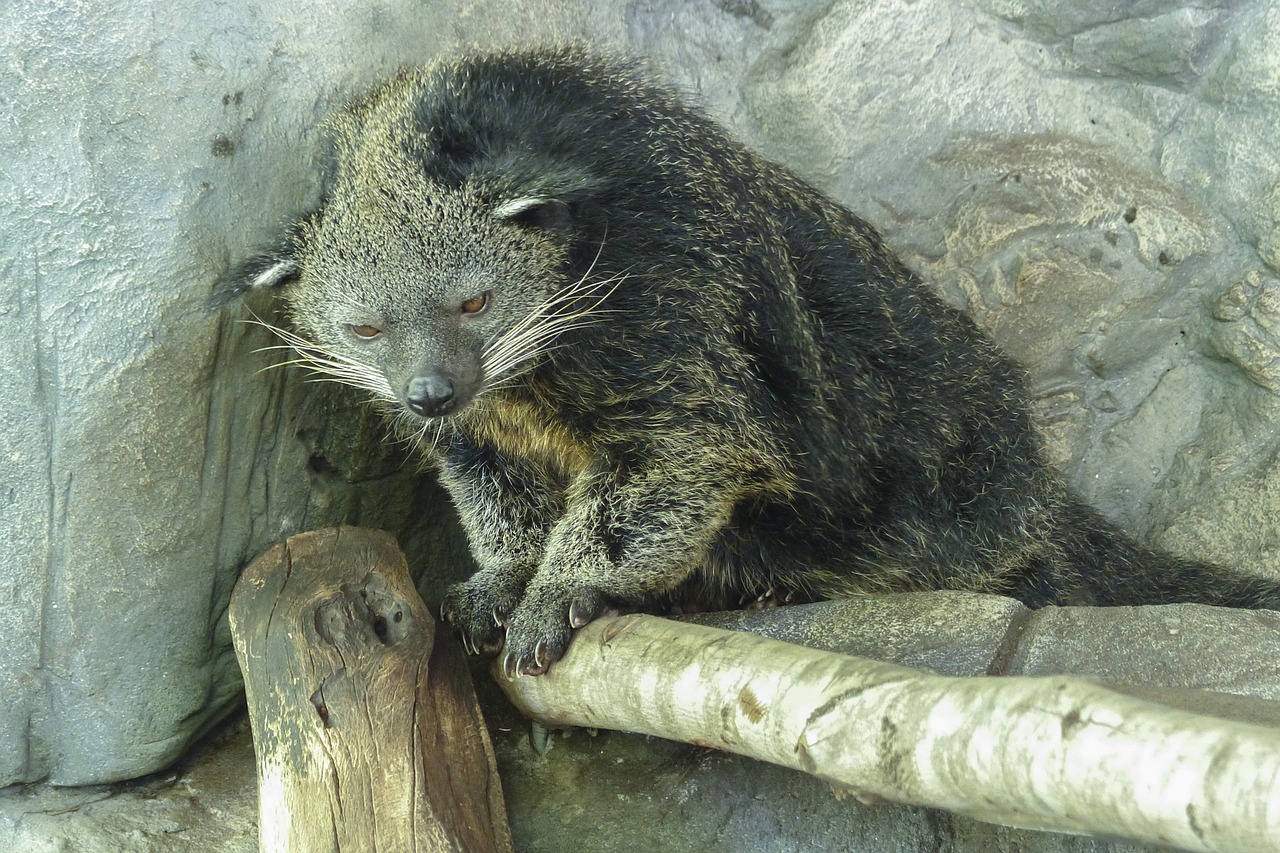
{"left": 3, "top": 0, "right": 1278, "bottom": 786}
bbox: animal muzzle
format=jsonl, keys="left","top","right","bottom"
{"left": 404, "top": 372, "right": 463, "bottom": 417}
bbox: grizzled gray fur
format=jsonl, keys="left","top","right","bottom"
{"left": 220, "top": 47, "right": 1280, "bottom": 676}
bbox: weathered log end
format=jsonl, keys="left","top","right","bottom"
{"left": 229, "top": 526, "right": 512, "bottom": 853}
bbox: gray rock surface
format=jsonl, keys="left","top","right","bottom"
{"left": 1010, "top": 603, "right": 1280, "bottom": 699}
{"left": 3, "top": 4, "right": 1280, "bottom": 850}
{"left": 693, "top": 592, "right": 1028, "bottom": 676}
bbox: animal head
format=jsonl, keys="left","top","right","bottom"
{"left": 215, "top": 49, "right": 642, "bottom": 423}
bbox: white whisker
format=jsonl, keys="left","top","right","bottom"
{"left": 243, "top": 314, "right": 396, "bottom": 404}
{"left": 478, "top": 266, "right": 625, "bottom": 396}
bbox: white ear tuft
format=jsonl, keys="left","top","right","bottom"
{"left": 493, "top": 196, "right": 551, "bottom": 220}
{"left": 251, "top": 258, "right": 299, "bottom": 290}
{"left": 209, "top": 252, "right": 301, "bottom": 310}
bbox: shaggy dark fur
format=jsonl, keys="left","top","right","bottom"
{"left": 221, "top": 48, "right": 1280, "bottom": 675}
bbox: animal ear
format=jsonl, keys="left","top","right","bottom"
{"left": 493, "top": 196, "right": 574, "bottom": 232}
{"left": 208, "top": 250, "right": 300, "bottom": 309}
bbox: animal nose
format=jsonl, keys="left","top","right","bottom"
{"left": 405, "top": 373, "right": 456, "bottom": 417}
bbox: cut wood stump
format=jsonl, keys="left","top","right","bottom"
{"left": 229, "top": 526, "right": 512, "bottom": 853}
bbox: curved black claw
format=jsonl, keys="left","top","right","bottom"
{"left": 568, "top": 588, "right": 608, "bottom": 629}
{"left": 529, "top": 721, "right": 553, "bottom": 756}
{"left": 499, "top": 585, "right": 616, "bottom": 677}
{"left": 501, "top": 641, "right": 560, "bottom": 678}
{"left": 440, "top": 570, "right": 526, "bottom": 658}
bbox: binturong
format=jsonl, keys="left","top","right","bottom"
{"left": 216, "top": 47, "right": 1280, "bottom": 676}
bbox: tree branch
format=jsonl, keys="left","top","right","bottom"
{"left": 498, "top": 613, "right": 1280, "bottom": 853}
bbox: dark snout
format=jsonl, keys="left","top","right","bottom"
{"left": 401, "top": 347, "right": 484, "bottom": 418}
{"left": 405, "top": 372, "right": 462, "bottom": 417}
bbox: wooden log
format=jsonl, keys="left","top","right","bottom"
{"left": 499, "top": 613, "right": 1280, "bottom": 853}
{"left": 229, "top": 526, "right": 512, "bottom": 853}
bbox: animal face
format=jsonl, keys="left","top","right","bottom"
{"left": 231, "top": 74, "right": 616, "bottom": 426}
{"left": 216, "top": 54, "right": 653, "bottom": 432}
{"left": 287, "top": 164, "right": 574, "bottom": 420}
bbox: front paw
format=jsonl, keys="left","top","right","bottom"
{"left": 439, "top": 567, "right": 526, "bottom": 656}
{"left": 500, "top": 584, "right": 613, "bottom": 677}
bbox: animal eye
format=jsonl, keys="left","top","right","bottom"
{"left": 460, "top": 291, "right": 490, "bottom": 316}
{"left": 346, "top": 323, "right": 382, "bottom": 340}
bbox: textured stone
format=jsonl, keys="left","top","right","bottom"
{"left": 5, "top": 0, "right": 1280, "bottom": 811}
{"left": 691, "top": 593, "right": 1026, "bottom": 677}
{"left": 1009, "top": 604, "right": 1280, "bottom": 701}
{"left": 1211, "top": 270, "right": 1280, "bottom": 394}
